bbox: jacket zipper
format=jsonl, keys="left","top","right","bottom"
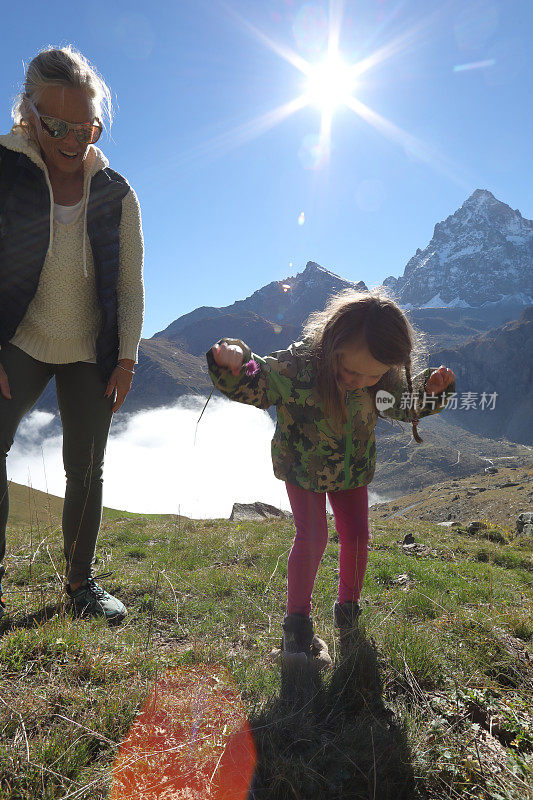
{"left": 343, "top": 391, "right": 354, "bottom": 490}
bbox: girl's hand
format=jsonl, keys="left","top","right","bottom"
{"left": 105, "top": 359, "right": 135, "bottom": 413}
{"left": 211, "top": 342, "right": 244, "bottom": 376}
{"left": 0, "top": 364, "right": 11, "bottom": 400}
{"left": 425, "top": 365, "right": 455, "bottom": 394}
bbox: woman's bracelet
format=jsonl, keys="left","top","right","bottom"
{"left": 117, "top": 364, "right": 135, "bottom": 375}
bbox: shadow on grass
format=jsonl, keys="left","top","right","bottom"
{"left": 247, "top": 635, "right": 414, "bottom": 800}
{"left": 0, "top": 602, "right": 63, "bottom": 637}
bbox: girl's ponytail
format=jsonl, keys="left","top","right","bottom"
{"left": 404, "top": 363, "right": 423, "bottom": 443}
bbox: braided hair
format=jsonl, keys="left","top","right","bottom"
{"left": 404, "top": 362, "right": 423, "bottom": 443}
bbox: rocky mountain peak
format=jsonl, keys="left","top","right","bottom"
{"left": 302, "top": 260, "right": 322, "bottom": 274}
{"left": 385, "top": 189, "right": 533, "bottom": 309}
{"left": 154, "top": 260, "right": 368, "bottom": 348}
{"left": 463, "top": 188, "right": 497, "bottom": 208}
{"left": 296, "top": 261, "right": 367, "bottom": 292}
{"left": 433, "top": 189, "right": 528, "bottom": 241}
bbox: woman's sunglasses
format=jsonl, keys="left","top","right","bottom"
{"left": 28, "top": 99, "right": 103, "bottom": 145}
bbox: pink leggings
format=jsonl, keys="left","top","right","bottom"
{"left": 285, "top": 482, "right": 370, "bottom": 617}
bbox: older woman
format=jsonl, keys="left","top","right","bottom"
{"left": 0, "top": 46, "right": 144, "bottom": 623}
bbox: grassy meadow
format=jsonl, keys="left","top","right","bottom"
{"left": 0, "top": 482, "right": 531, "bottom": 799}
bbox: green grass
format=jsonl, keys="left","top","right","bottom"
{"left": 0, "top": 504, "right": 531, "bottom": 799}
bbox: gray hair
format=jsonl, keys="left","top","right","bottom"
{"left": 11, "top": 45, "right": 113, "bottom": 136}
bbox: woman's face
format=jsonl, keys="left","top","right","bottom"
{"left": 337, "top": 343, "right": 390, "bottom": 390}
{"left": 28, "top": 85, "right": 95, "bottom": 175}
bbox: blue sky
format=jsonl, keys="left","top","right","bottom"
{"left": 1, "top": 0, "right": 531, "bottom": 337}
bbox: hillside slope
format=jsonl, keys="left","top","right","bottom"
{"left": 0, "top": 503, "right": 531, "bottom": 800}
{"left": 370, "top": 458, "right": 533, "bottom": 529}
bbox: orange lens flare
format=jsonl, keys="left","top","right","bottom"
{"left": 111, "top": 663, "right": 257, "bottom": 800}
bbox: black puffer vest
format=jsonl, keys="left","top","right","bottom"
{"left": 0, "top": 144, "right": 130, "bottom": 381}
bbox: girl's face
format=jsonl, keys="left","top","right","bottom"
{"left": 28, "top": 85, "right": 94, "bottom": 176}
{"left": 337, "top": 344, "right": 391, "bottom": 390}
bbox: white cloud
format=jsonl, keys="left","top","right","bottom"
{"left": 17, "top": 410, "right": 55, "bottom": 439}
{"left": 8, "top": 397, "right": 387, "bottom": 519}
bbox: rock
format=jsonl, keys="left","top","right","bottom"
{"left": 516, "top": 512, "right": 533, "bottom": 537}
{"left": 393, "top": 573, "right": 411, "bottom": 585}
{"left": 485, "top": 466, "right": 498, "bottom": 474}
{"left": 403, "top": 533, "right": 415, "bottom": 545}
{"left": 402, "top": 543, "right": 431, "bottom": 556}
{"left": 311, "top": 635, "right": 333, "bottom": 670}
{"left": 466, "top": 521, "right": 488, "bottom": 534}
{"left": 229, "top": 502, "right": 291, "bottom": 522}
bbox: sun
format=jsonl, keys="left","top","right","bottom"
{"left": 194, "top": 5, "right": 461, "bottom": 180}
{"left": 304, "top": 54, "right": 358, "bottom": 114}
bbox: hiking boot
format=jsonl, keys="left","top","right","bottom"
{"left": 334, "top": 601, "right": 361, "bottom": 649}
{"left": 66, "top": 574, "right": 127, "bottom": 624}
{"left": 281, "top": 613, "right": 314, "bottom": 666}
{"left": 270, "top": 613, "right": 332, "bottom": 670}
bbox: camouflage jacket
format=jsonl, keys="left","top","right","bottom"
{"left": 206, "top": 338, "right": 456, "bottom": 492}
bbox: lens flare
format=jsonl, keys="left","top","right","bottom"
{"left": 179, "top": 2, "right": 469, "bottom": 184}
{"left": 111, "top": 664, "right": 257, "bottom": 800}
{"left": 297, "top": 211, "right": 305, "bottom": 226}
{"left": 298, "top": 131, "right": 330, "bottom": 169}
{"left": 292, "top": 3, "right": 329, "bottom": 59}
{"left": 453, "top": 59, "right": 495, "bottom": 72}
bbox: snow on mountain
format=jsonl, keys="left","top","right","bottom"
{"left": 384, "top": 189, "right": 533, "bottom": 309}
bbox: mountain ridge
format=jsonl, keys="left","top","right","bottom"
{"left": 382, "top": 188, "right": 533, "bottom": 309}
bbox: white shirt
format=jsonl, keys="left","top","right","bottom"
{"left": 53, "top": 198, "right": 84, "bottom": 226}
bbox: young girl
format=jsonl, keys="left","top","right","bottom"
{"left": 206, "top": 290, "right": 456, "bottom": 664}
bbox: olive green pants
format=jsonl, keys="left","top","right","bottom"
{"left": 0, "top": 343, "right": 113, "bottom": 584}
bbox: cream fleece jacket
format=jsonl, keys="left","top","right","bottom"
{"left": 0, "top": 131, "right": 144, "bottom": 364}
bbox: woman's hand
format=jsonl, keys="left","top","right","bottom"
{"left": 425, "top": 365, "right": 455, "bottom": 394}
{"left": 0, "top": 364, "right": 11, "bottom": 400}
{"left": 105, "top": 359, "right": 135, "bottom": 413}
{"left": 211, "top": 342, "right": 244, "bottom": 376}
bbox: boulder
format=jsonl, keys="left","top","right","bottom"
{"left": 516, "top": 512, "right": 533, "bottom": 537}
{"left": 229, "top": 501, "right": 291, "bottom": 522}
{"left": 466, "top": 521, "right": 488, "bottom": 534}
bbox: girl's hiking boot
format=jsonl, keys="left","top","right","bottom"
{"left": 66, "top": 574, "right": 127, "bottom": 624}
{"left": 334, "top": 600, "right": 362, "bottom": 651}
{"left": 270, "top": 613, "right": 332, "bottom": 670}
{"left": 282, "top": 612, "right": 314, "bottom": 666}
